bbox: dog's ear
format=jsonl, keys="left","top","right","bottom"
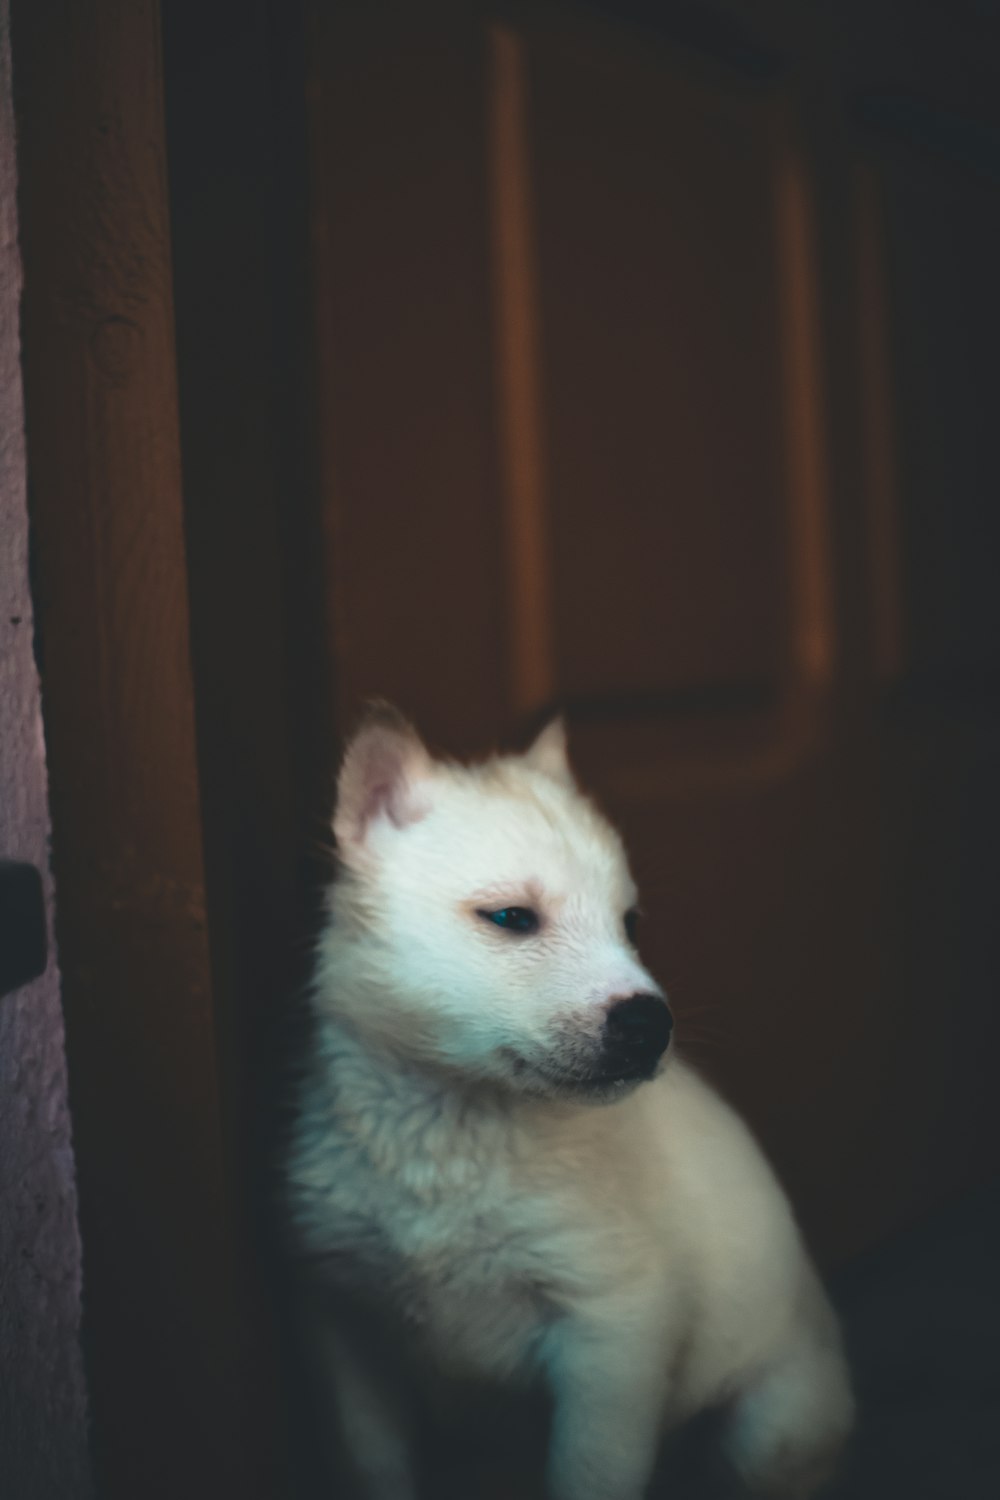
{"left": 334, "top": 703, "right": 433, "bottom": 850}
{"left": 523, "top": 715, "right": 574, "bottom": 787}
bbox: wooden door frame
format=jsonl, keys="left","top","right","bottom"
{"left": 12, "top": 1, "right": 321, "bottom": 1494}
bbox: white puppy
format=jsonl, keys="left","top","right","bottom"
{"left": 284, "top": 707, "right": 853, "bottom": 1500}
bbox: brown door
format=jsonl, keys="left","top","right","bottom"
{"left": 18, "top": 3, "right": 1000, "bottom": 1495}
{"left": 305, "top": 2, "right": 1000, "bottom": 1265}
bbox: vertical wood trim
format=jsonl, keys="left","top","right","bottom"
{"left": 774, "top": 140, "right": 837, "bottom": 689}
{"left": 488, "top": 23, "right": 555, "bottom": 716}
{"left": 12, "top": 2, "right": 253, "bottom": 1494}
{"left": 855, "top": 160, "right": 905, "bottom": 682}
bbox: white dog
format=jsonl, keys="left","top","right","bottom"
{"left": 283, "top": 707, "right": 853, "bottom": 1500}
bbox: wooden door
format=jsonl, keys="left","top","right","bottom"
{"left": 16, "top": 2, "right": 999, "bottom": 1494}
{"left": 305, "top": 0, "right": 1000, "bottom": 1266}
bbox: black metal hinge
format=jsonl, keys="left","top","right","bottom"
{"left": 0, "top": 860, "right": 48, "bottom": 998}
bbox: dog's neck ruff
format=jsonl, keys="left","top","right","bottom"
{"left": 310, "top": 1017, "right": 520, "bottom": 1203}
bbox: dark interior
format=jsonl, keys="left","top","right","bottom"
{"left": 9, "top": 0, "right": 1000, "bottom": 1495}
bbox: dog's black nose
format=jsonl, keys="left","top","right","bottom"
{"left": 603, "top": 993, "right": 673, "bottom": 1075}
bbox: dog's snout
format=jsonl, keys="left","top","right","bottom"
{"left": 603, "top": 993, "right": 673, "bottom": 1074}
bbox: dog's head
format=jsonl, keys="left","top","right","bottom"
{"left": 318, "top": 705, "right": 671, "bottom": 1101}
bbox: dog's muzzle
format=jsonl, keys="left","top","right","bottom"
{"left": 599, "top": 993, "right": 673, "bottom": 1082}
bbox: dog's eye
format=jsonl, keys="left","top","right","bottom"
{"left": 624, "top": 908, "right": 640, "bottom": 945}
{"left": 478, "top": 907, "right": 540, "bottom": 935}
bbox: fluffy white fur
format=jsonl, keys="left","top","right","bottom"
{"left": 284, "top": 708, "right": 853, "bottom": 1500}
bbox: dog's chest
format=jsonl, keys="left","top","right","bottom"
{"left": 405, "top": 1244, "right": 551, "bottom": 1379}
{"left": 378, "top": 1187, "right": 553, "bottom": 1373}
{"left": 294, "top": 1110, "right": 557, "bottom": 1379}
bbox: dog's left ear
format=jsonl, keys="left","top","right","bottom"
{"left": 523, "top": 715, "right": 574, "bottom": 787}
{"left": 334, "top": 703, "right": 433, "bottom": 852}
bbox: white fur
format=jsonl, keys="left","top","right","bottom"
{"left": 284, "top": 712, "right": 853, "bottom": 1499}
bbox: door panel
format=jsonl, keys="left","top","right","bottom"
{"left": 310, "top": 9, "right": 507, "bottom": 753}
{"left": 528, "top": 27, "right": 792, "bottom": 702}
{"left": 307, "top": 2, "right": 1000, "bottom": 1264}
{"left": 872, "top": 142, "right": 1000, "bottom": 687}
{"left": 850, "top": 115, "right": 1000, "bottom": 1241}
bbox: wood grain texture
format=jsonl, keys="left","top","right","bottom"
{"left": 488, "top": 23, "right": 555, "bottom": 717}
{"left": 773, "top": 138, "right": 835, "bottom": 689}
{"left": 13, "top": 1, "right": 265, "bottom": 1494}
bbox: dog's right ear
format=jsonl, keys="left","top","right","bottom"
{"left": 334, "top": 703, "right": 433, "bottom": 851}
{"left": 523, "top": 715, "right": 574, "bottom": 787}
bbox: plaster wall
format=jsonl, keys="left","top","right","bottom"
{"left": 0, "top": 3, "right": 92, "bottom": 1493}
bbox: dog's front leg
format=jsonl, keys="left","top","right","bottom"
{"left": 543, "top": 1306, "right": 668, "bottom": 1500}
{"left": 299, "top": 1303, "right": 418, "bottom": 1500}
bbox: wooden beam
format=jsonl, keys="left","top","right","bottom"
{"left": 12, "top": 2, "right": 280, "bottom": 1493}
